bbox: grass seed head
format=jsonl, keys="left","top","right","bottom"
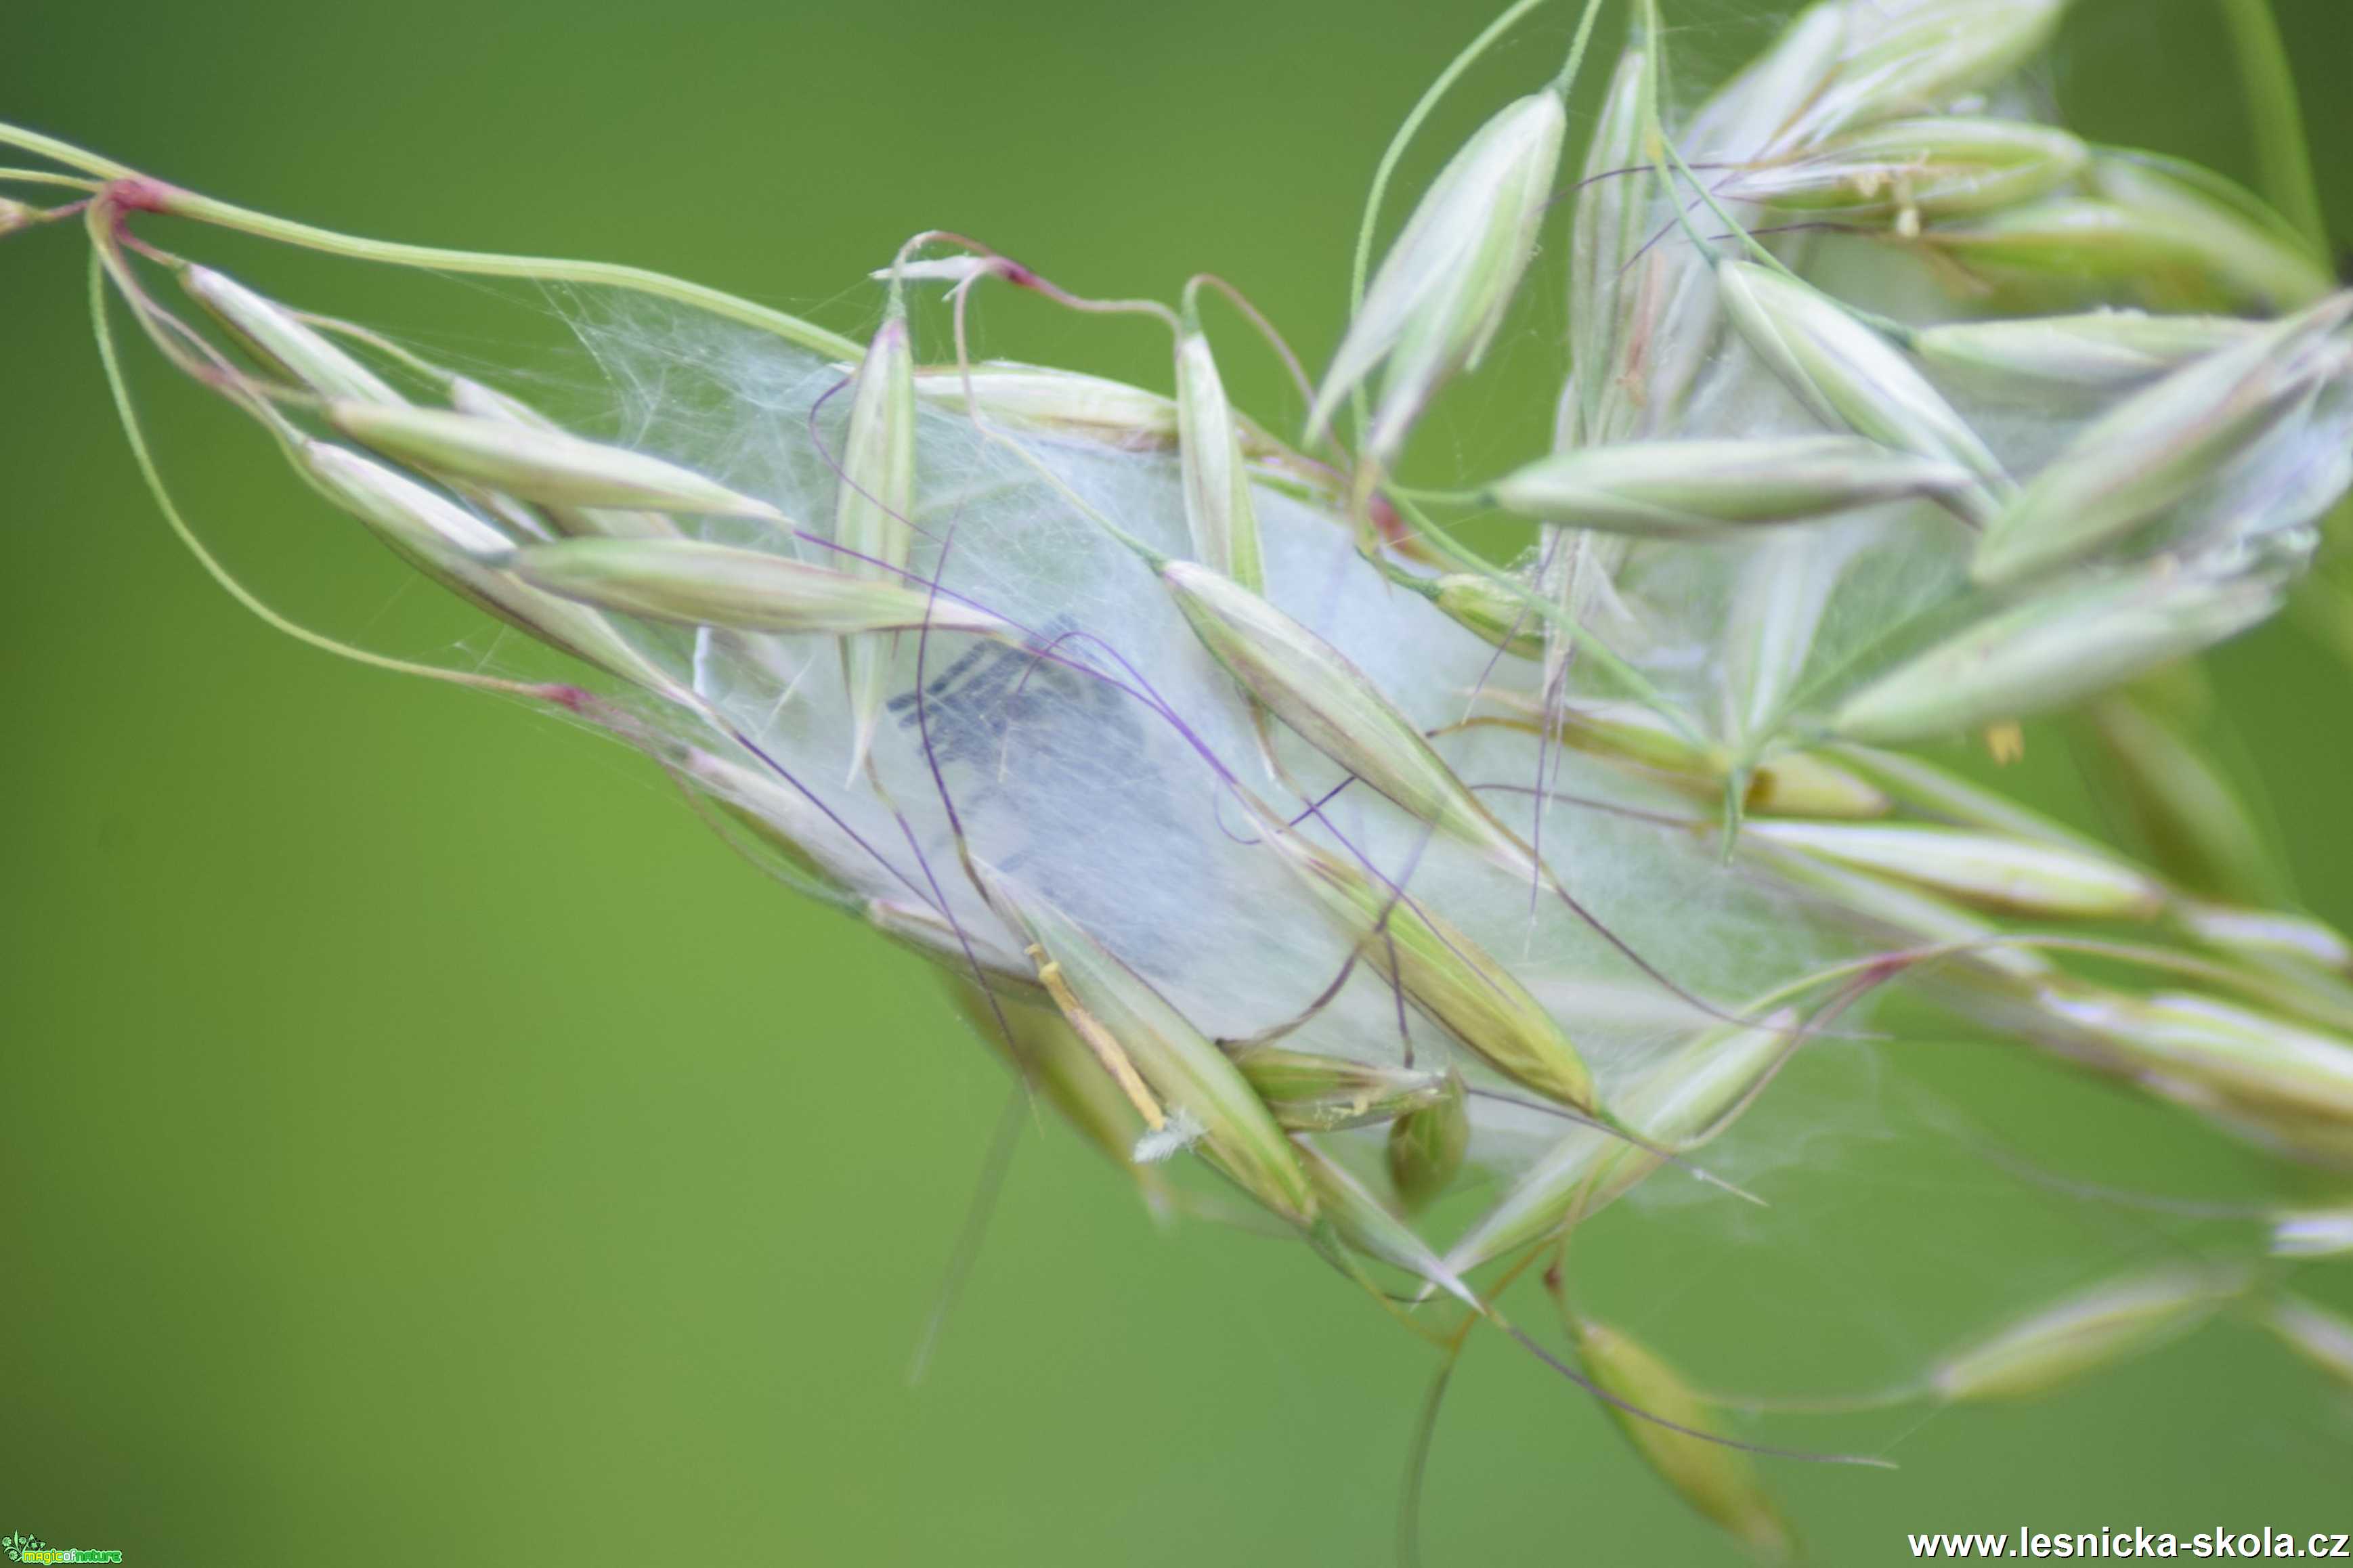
{"left": 1930, "top": 1266, "right": 2245, "bottom": 1402}
{"left": 1490, "top": 436, "right": 1970, "bottom": 538}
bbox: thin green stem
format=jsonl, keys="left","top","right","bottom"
{"left": 1, "top": 121, "right": 859, "bottom": 361}
{"left": 2211, "top": 0, "right": 2327, "bottom": 256}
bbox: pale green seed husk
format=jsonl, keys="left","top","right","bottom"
{"left": 1163, "top": 559, "right": 1536, "bottom": 874}
{"left": 1262, "top": 827, "right": 1595, "bottom": 1109}
{"left": 1310, "top": 88, "right": 1566, "bottom": 457}
{"left": 1913, "top": 311, "right": 2258, "bottom": 398}
{"left": 1174, "top": 325, "right": 1266, "bottom": 593}
{"left": 1731, "top": 116, "right": 2086, "bottom": 224}
{"left": 1743, "top": 821, "right": 2166, "bottom": 920}
{"left": 325, "top": 400, "right": 787, "bottom": 521}
{"left": 2039, "top": 986, "right": 2353, "bottom": 1124}
{"left": 1714, "top": 261, "right": 2010, "bottom": 519}
{"left": 1293, "top": 1139, "right": 1477, "bottom": 1307}
{"left": 506, "top": 536, "right": 1006, "bottom": 638}
{"left": 1830, "top": 561, "right": 2287, "bottom": 743}
{"left": 983, "top": 868, "right": 1316, "bottom": 1225}
{"left": 836, "top": 309, "right": 918, "bottom": 779}
{"left": 1490, "top": 435, "right": 1970, "bottom": 538}
{"left": 1566, "top": 1313, "right": 1796, "bottom": 1563}
{"left": 182, "top": 264, "right": 404, "bottom": 404}
{"left": 1446, "top": 1014, "right": 1795, "bottom": 1276}
{"left": 2268, "top": 1205, "right": 2353, "bottom": 1260}
{"left": 1930, "top": 1267, "right": 2245, "bottom": 1401}
{"left": 2084, "top": 693, "right": 2281, "bottom": 905}
{"left": 1473, "top": 694, "right": 1891, "bottom": 819}
{"left": 1386, "top": 1070, "right": 1470, "bottom": 1213}
{"left": 294, "top": 439, "right": 683, "bottom": 695}
{"left": 1971, "top": 293, "right": 2353, "bottom": 586}
{"left": 2262, "top": 1295, "right": 2353, "bottom": 1393}
{"left": 1230, "top": 1046, "right": 1450, "bottom": 1133}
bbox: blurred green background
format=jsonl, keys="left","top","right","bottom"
{"left": 4, "top": 1, "right": 2351, "bottom": 1562}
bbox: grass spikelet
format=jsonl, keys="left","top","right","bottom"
{"left": 2081, "top": 693, "right": 2281, "bottom": 907}
{"left": 2038, "top": 987, "right": 2353, "bottom": 1125}
{"left": 1386, "top": 1071, "right": 1470, "bottom": 1213}
{"left": 1792, "top": 0, "right": 2065, "bottom": 147}
{"left": 1928, "top": 1267, "right": 2246, "bottom": 1402}
{"left": 2261, "top": 1294, "right": 2353, "bottom": 1394}
{"left": 1489, "top": 436, "right": 1970, "bottom": 538}
{"left": 1160, "top": 559, "right": 1538, "bottom": 875}
{"left": 1293, "top": 1139, "right": 1479, "bottom": 1307}
{"left": 1970, "top": 292, "right": 2353, "bottom": 585}
{"left": 943, "top": 979, "right": 1164, "bottom": 1190}
{"left": 1830, "top": 559, "right": 2287, "bottom": 742}
{"left": 1446, "top": 1014, "right": 1796, "bottom": 1277}
{"left": 982, "top": 867, "right": 1318, "bottom": 1226}
{"left": 1470, "top": 693, "right": 1891, "bottom": 818}
{"left": 325, "top": 400, "right": 787, "bottom": 521}
{"left": 834, "top": 287, "right": 918, "bottom": 781}
{"left": 1742, "top": 822, "right": 2166, "bottom": 920}
{"left": 1919, "top": 156, "right": 2335, "bottom": 314}
{"left": 1428, "top": 571, "right": 1545, "bottom": 659}
{"left": 1566, "top": 43, "right": 1653, "bottom": 447}
{"left": 1912, "top": 311, "right": 2258, "bottom": 398}
{"left": 1174, "top": 309, "right": 1266, "bottom": 593}
{"left": 291, "top": 439, "right": 684, "bottom": 695}
{"left": 1730, "top": 116, "right": 2086, "bottom": 228}
{"left": 1262, "top": 826, "right": 1598, "bottom": 1110}
{"left": 1231, "top": 1046, "right": 1451, "bottom": 1133}
{"left": 181, "top": 264, "right": 403, "bottom": 405}
{"left": 506, "top": 537, "right": 1007, "bottom": 638}
{"left": 2268, "top": 1205, "right": 2353, "bottom": 1261}
{"left": 1308, "top": 86, "right": 1565, "bottom": 459}
{"left": 1714, "top": 260, "right": 2010, "bottom": 521}
{"left": 1559, "top": 1307, "right": 1797, "bottom": 1563}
